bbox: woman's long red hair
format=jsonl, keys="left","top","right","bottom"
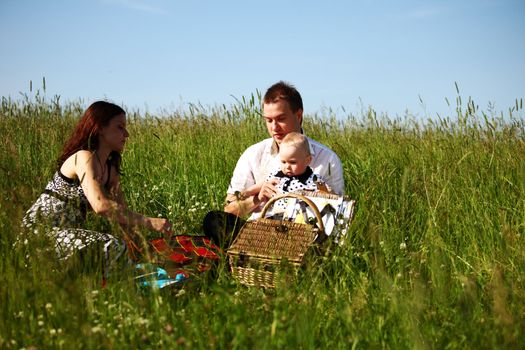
{"left": 58, "top": 101, "right": 126, "bottom": 173}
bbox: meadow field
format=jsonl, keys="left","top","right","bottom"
{"left": 0, "top": 91, "right": 524, "bottom": 349}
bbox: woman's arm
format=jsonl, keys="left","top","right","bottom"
{"left": 72, "top": 151, "right": 172, "bottom": 235}
{"left": 108, "top": 167, "right": 126, "bottom": 206}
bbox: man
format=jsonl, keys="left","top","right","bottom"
{"left": 203, "top": 81, "right": 344, "bottom": 247}
{"left": 224, "top": 81, "right": 344, "bottom": 217}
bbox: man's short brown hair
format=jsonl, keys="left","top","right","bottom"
{"left": 263, "top": 81, "right": 303, "bottom": 113}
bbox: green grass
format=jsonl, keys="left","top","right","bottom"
{"left": 0, "top": 91, "right": 524, "bottom": 349}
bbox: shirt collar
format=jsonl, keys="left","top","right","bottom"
{"left": 274, "top": 166, "right": 313, "bottom": 185}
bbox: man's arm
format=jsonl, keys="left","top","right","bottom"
{"left": 224, "top": 141, "right": 266, "bottom": 216}
{"left": 224, "top": 192, "right": 261, "bottom": 217}
{"left": 308, "top": 138, "right": 345, "bottom": 195}
{"left": 224, "top": 182, "right": 261, "bottom": 216}
{"left": 223, "top": 179, "right": 279, "bottom": 217}
{"left": 327, "top": 157, "right": 345, "bottom": 195}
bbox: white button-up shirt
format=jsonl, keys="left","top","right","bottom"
{"left": 227, "top": 136, "right": 345, "bottom": 197}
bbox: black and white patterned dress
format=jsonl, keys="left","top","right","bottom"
{"left": 22, "top": 168, "right": 127, "bottom": 269}
{"left": 266, "top": 166, "right": 326, "bottom": 212}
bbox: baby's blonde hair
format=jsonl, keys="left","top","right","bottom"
{"left": 280, "top": 132, "right": 311, "bottom": 156}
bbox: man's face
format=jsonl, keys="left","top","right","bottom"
{"left": 262, "top": 100, "right": 302, "bottom": 144}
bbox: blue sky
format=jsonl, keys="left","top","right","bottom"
{"left": 1, "top": 0, "right": 524, "bottom": 119}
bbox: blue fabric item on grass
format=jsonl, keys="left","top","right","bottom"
{"left": 134, "top": 263, "right": 188, "bottom": 289}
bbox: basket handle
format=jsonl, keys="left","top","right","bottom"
{"left": 260, "top": 193, "right": 325, "bottom": 233}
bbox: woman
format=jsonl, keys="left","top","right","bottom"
{"left": 22, "top": 101, "right": 172, "bottom": 274}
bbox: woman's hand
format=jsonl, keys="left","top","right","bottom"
{"left": 148, "top": 217, "right": 173, "bottom": 237}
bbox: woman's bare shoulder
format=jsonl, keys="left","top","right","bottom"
{"left": 65, "top": 150, "right": 93, "bottom": 164}
{"left": 61, "top": 150, "right": 94, "bottom": 177}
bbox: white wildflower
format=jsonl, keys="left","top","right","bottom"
{"left": 136, "top": 317, "right": 150, "bottom": 326}
{"left": 91, "top": 325, "right": 104, "bottom": 334}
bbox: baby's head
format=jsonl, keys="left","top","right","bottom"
{"left": 279, "top": 132, "right": 312, "bottom": 177}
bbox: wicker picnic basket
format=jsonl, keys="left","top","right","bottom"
{"left": 227, "top": 193, "right": 326, "bottom": 288}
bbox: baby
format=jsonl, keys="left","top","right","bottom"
{"left": 270, "top": 131, "right": 326, "bottom": 195}
{"left": 246, "top": 132, "right": 329, "bottom": 217}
